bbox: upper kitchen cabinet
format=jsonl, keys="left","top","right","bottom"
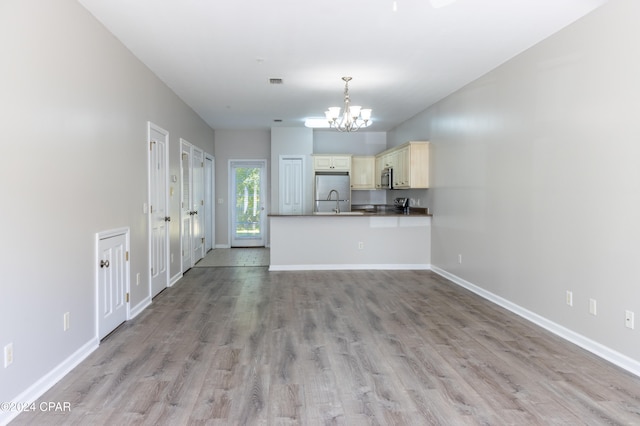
{"left": 374, "top": 151, "right": 396, "bottom": 189}
{"left": 395, "top": 141, "right": 430, "bottom": 189}
{"left": 313, "top": 154, "right": 352, "bottom": 172}
{"left": 351, "top": 156, "right": 375, "bottom": 190}
{"left": 376, "top": 141, "right": 430, "bottom": 189}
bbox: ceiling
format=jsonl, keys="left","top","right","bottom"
{"left": 78, "top": 0, "right": 608, "bottom": 132}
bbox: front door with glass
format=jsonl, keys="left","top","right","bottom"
{"left": 230, "top": 160, "right": 266, "bottom": 247}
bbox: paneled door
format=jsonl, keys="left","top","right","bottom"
{"left": 181, "top": 140, "right": 208, "bottom": 271}
{"left": 97, "top": 230, "right": 129, "bottom": 340}
{"left": 230, "top": 160, "right": 266, "bottom": 247}
{"left": 191, "top": 147, "right": 205, "bottom": 263}
{"left": 181, "top": 141, "right": 193, "bottom": 272}
{"left": 279, "top": 155, "right": 304, "bottom": 215}
{"left": 148, "top": 123, "right": 169, "bottom": 298}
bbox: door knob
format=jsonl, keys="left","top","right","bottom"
{"left": 100, "top": 259, "right": 110, "bottom": 268}
{"left": 164, "top": 216, "right": 171, "bottom": 222}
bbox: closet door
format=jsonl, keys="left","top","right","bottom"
{"left": 191, "top": 147, "right": 205, "bottom": 263}
{"left": 148, "top": 123, "right": 169, "bottom": 296}
{"left": 279, "top": 156, "right": 304, "bottom": 215}
{"left": 97, "top": 229, "right": 129, "bottom": 340}
{"left": 181, "top": 141, "right": 192, "bottom": 272}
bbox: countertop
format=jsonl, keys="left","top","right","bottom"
{"left": 269, "top": 205, "right": 431, "bottom": 217}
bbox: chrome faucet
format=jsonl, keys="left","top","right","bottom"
{"left": 327, "top": 189, "right": 340, "bottom": 213}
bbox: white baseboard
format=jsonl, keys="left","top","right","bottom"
{"left": 268, "top": 263, "right": 431, "bottom": 271}
{"left": 0, "top": 338, "right": 98, "bottom": 426}
{"left": 215, "top": 244, "right": 230, "bottom": 249}
{"left": 169, "top": 272, "right": 183, "bottom": 287}
{"left": 431, "top": 265, "right": 640, "bottom": 378}
{"left": 129, "top": 296, "right": 152, "bottom": 320}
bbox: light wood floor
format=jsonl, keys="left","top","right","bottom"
{"left": 12, "top": 266, "right": 640, "bottom": 425}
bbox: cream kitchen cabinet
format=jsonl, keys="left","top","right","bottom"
{"left": 351, "top": 156, "right": 375, "bottom": 190}
{"left": 379, "top": 151, "right": 396, "bottom": 169}
{"left": 393, "top": 145, "right": 410, "bottom": 188}
{"left": 313, "top": 155, "right": 351, "bottom": 171}
{"left": 376, "top": 141, "right": 429, "bottom": 189}
{"left": 375, "top": 155, "right": 384, "bottom": 189}
{"left": 395, "top": 141, "right": 429, "bottom": 189}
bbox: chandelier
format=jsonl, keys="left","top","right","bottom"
{"left": 325, "top": 77, "right": 372, "bottom": 132}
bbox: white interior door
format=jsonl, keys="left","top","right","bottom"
{"left": 230, "top": 160, "right": 266, "bottom": 247}
{"left": 279, "top": 156, "right": 304, "bottom": 215}
{"left": 149, "top": 123, "right": 169, "bottom": 297}
{"left": 181, "top": 141, "right": 192, "bottom": 272}
{"left": 204, "top": 154, "right": 215, "bottom": 252}
{"left": 97, "top": 231, "right": 128, "bottom": 340}
{"left": 191, "top": 147, "right": 205, "bottom": 263}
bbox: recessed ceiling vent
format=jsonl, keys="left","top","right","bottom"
{"left": 269, "top": 78, "right": 283, "bottom": 85}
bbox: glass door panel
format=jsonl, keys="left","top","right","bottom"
{"left": 230, "top": 160, "right": 266, "bottom": 247}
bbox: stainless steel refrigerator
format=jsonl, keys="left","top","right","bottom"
{"left": 314, "top": 172, "right": 351, "bottom": 213}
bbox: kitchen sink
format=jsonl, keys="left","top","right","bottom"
{"left": 313, "top": 211, "right": 364, "bottom": 215}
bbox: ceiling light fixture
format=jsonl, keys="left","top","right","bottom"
{"left": 324, "top": 77, "right": 372, "bottom": 132}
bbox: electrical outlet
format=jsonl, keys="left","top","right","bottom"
{"left": 566, "top": 291, "right": 573, "bottom": 307}
{"left": 589, "top": 299, "right": 597, "bottom": 316}
{"left": 4, "top": 343, "right": 13, "bottom": 367}
{"left": 458, "top": 254, "right": 462, "bottom": 264}
{"left": 358, "top": 242, "right": 364, "bottom": 250}
{"left": 625, "top": 310, "right": 635, "bottom": 329}
{"left": 63, "top": 312, "right": 70, "bottom": 331}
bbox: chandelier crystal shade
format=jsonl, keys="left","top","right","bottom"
{"left": 324, "top": 77, "right": 372, "bottom": 132}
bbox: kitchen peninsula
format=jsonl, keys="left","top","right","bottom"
{"left": 269, "top": 208, "right": 431, "bottom": 271}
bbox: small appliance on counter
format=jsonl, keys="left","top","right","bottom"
{"left": 393, "top": 197, "right": 410, "bottom": 214}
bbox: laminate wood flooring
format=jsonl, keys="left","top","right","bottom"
{"left": 12, "top": 268, "right": 640, "bottom": 425}
{"left": 194, "top": 248, "right": 270, "bottom": 268}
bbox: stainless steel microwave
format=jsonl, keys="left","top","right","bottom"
{"left": 381, "top": 167, "right": 393, "bottom": 189}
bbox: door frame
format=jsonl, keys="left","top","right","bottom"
{"left": 228, "top": 159, "right": 267, "bottom": 247}
{"left": 204, "top": 153, "right": 215, "bottom": 252}
{"left": 147, "top": 122, "right": 170, "bottom": 298}
{"left": 95, "top": 227, "right": 130, "bottom": 340}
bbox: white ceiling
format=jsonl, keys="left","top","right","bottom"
{"left": 78, "top": 0, "right": 608, "bottom": 131}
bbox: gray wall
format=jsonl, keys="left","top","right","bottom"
{"left": 0, "top": 0, "right": 214, "bottom": 405}
{"left": 313, "top": 131, "right": 387, "bottom": 156}
{"left": 391, "top": 0, "right": 640, "bottom": 365}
